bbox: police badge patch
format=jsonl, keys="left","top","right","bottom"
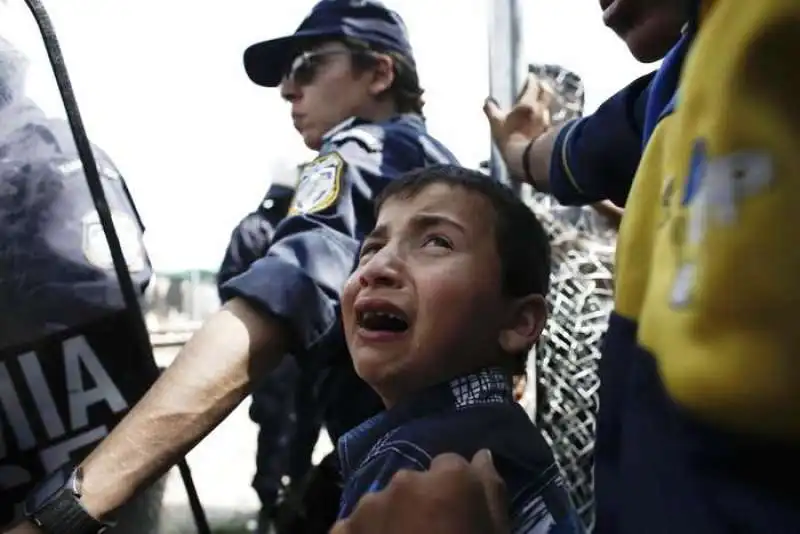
{"left": 81, "top": 211, "right": 146, "bottom": 273}
{"left": 289, "top": 153, "right": 344, "bottom": 215}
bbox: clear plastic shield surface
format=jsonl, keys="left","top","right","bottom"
{"left": 0, "top": 1, "right": 159, "bottom": 527}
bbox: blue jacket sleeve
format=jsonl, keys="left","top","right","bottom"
{"left": 219, "top": 124, "right": 419, "bottom": 352}
{"left": 216, "top": 184, "right": 294, "bottom": 295}
{"left": 549, "top": 72, "right": 654, "bottom": 207}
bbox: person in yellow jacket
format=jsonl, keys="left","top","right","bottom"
{"left": 482, "top": 1, "right": 800, "bottom": 533}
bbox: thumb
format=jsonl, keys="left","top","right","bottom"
{"left": 483, "top": 97, "right": 504, "bottom": 131}
{"left": 472, "top": 450, "right": 509, "bottom": 533}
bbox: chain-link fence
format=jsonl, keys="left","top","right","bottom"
{"left": 517, "top": 64, "right": 615, "bottom": 532}
{"left": 521, "top": 193, "right": 616, "bottom": 531}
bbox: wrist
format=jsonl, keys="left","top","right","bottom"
{"left": 24, "top": 464, "right": 111, "bottom": 534}
{"left": 504, "top": 137, "right": 534, "bottom": 181}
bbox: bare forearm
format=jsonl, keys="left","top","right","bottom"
{"left": 504, "top": 124, "right": 566, "bottom": 192}
{"left": 78, "top": 298, "right": 287, "bottom": 520}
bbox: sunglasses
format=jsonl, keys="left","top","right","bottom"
{"left": 284, "top": 48, "right": 376, "bottom": 86}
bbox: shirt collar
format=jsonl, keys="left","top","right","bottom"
{"left": 337, "top": 367, "right": 514, "bottom": 481}
{"left": 320, "top": 113, "right": 425, "bottom": 144}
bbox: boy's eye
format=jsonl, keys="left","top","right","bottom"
{"left": 422, "top": 235, "right": 452, "bottom": 249}
{"left": 359, "top": 241, "right": 382, "bottom": 260}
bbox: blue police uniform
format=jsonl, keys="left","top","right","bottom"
{"left": 222, "top": 1, "right": 460, "bottom": 529}
{"left": 550, "top": 1, "right": 800, "bottom": 531}
{"left": 337, "top": 368, "right": 584, "bottom": 533}
{"left": 217, "top": 183, "right": 295, "bottom": 290}
{"left": 0, "top": 94, "right": 152, "bottom": 525}
{"left": 221, "top": 114, "right": 459, "bottom": 435}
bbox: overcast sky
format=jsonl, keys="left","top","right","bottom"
{"left": 3, "top": 0, "right": 655, "bottom": 272}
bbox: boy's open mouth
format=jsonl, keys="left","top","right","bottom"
{"left": 356, "top": 310, "right": 409, "bottom": 333}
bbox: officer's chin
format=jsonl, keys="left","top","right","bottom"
{"left": 617, "top": 15, "right": 685, "bottom": 63}
{"left": 300, "top": 128, "right": 324, "bottom": 151}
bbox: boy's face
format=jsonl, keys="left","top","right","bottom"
{"left": 341, "top": 183, "right": 544, "bottom": 406}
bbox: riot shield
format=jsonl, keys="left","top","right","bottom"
{"left": 0, "top": 2, "right": 206, "bottom": 531}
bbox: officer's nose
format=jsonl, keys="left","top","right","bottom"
{"left": 280, "top": 76, "right": 300, "bottom": 102}
{"left": 358, "top": 249, "right": 403, "bottom": 290}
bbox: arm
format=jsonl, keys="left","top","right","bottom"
{"left": 12, "top": 146, "right": 372, "bottom": 528}
{"left": 216, "top": 183, "right": 294, "bottom": 292}
{"left": 639, "top": 0, "right": 800, "bottom": 440}
{"left": 489, "top": 72, "right": 653, "bottom": 207}
{"left": 80, "top": 297, "right": 285, "bottom": 517}
{"left": 545, "top": 72, "right": 653, "bottom": 207}
{"left": 502, "top": 124, "right": 565, "bottom": 193}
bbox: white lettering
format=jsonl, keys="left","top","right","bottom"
{"left": 18, "top": 352, "right": 66, "bottom": 440}
{"left": 63, "top": 337, "right": 128, "bottom": 431}
{"left": 0, "top": 362, "right": 35, "bottom": 458}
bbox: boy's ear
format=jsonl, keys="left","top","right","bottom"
{"left": 498, "top": 294, "right": 547, "bottom": 355}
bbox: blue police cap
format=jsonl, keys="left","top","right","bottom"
{"left": 244, "top": 0, "right": 415, "bottom": 87}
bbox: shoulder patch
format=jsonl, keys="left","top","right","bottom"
{"left": 289, "top": 153, "right": 344, "bottom": 215}
{"left": 81, "top": 211, "right": 146, "bottom": 273}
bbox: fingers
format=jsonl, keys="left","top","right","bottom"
{"left": 518, "top": 72, "right": 555, "bottom": 108}
{"left": 483, "top": 97, "right": 505, "bottom": 134}
{"left": 472, "top": 450, "right": 510, "bottom": 533}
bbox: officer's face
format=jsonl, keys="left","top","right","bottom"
{"left": 599, "top": 0, "right": 689, "bottom": 62}
{"left": 280, "top": 41, "right": 390, "bottom": 150}
{"left": 342, "top": 184, "right": 516, "bottom": 407}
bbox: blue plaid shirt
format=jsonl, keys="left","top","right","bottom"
{"left": 337, "top": 368, "right": 585, "bottom": 533}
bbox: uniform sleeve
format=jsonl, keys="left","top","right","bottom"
{"left": 639, "top": 0, "right": 800, "bottom": 439}
{"left": 549, "top": 72, "right": 653, "bottom": 207}
{"left": 216, "top": 184, "right": 294, "bottom": 294}
{"left": 219, "top": 129, "right": 409, "bottom": 352}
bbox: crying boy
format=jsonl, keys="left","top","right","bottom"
{"left": 337, "top": 165, "right": 584, "bottom": 533}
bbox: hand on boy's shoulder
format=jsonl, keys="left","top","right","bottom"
{"left": 331, "top": 450, "right": 509, "bottom": 534}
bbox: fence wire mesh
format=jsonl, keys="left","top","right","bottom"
{"left": 521, "top": 194, "right": 616, "bottom": 531}
{"left": 518, "top": 64, "right": 616, "bottom": 532}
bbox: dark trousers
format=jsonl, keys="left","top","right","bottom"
{"left": 249, "top": 355, "right": 324, "bottom": 513}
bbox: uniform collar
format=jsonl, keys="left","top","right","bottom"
{"left": 320, "top": 113, "right": 425, "bottom": 143}
{"left": 337, "top": 367, "right": 514, "bottom": 481}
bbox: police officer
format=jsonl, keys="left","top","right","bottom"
{"left": 9, "top": 2, "right": 461, "bottom": 533}
{"left": 0, "top": 36, "right": 162, "bottom": 533}
{"left": 218, "top": 169, "right": 325, "bottom": 531}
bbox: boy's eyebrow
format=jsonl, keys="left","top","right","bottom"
{"left": 365, "top": 213, "right": 467, "bottom": 242}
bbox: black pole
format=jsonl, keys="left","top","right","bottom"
{"left": 20, "top": 2, "right": 211, "bottom": 533}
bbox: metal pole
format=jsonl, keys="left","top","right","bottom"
{"left": 487, "top": 0, "right": 527, "bottom": 191}
{"left": 487, "top": 0, "right": 538, "bottom": 416}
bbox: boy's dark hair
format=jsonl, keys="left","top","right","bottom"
{"left": 374, "top": 165, "right": 551, "bottom": 374}
{"left": 344, "top": 38, "right": 425, "bottom": 117}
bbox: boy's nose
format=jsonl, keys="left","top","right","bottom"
{"left": 358, "top": 254, "right": 403, "bottom": 289}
